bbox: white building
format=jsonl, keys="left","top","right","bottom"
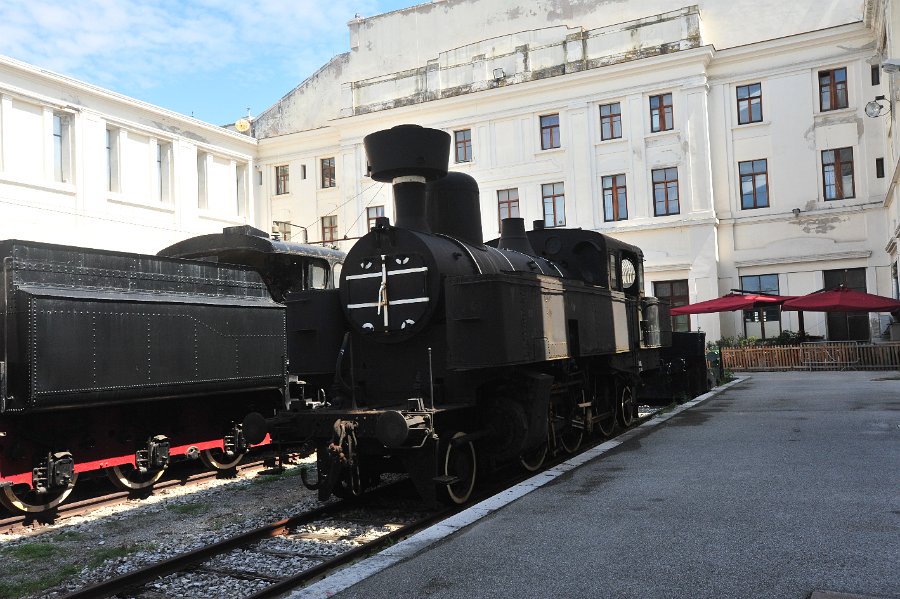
{"left": 3, "top": 0, "right": 899, "bottom": 344}
{"left": 0, "top": 55, "right": 263, "bottom": 254}
{"left": 253, "top": 0, "right": 894, "bottom": 343}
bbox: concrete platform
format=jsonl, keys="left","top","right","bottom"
{"left": 290, "top": 372, "right": 900, "bottom": 599}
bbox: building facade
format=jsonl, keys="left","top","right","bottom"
{"left": 252, "top": 0, "right": 892, "bottom": 342}
{"left": 3, "top": 0, "right": 898, "bottom": 344}
{"left": 0, "top": 55, "right": 262, "bottom": 254}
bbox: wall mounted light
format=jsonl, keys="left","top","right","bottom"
{"left": 882, "top": 59, "right": 900, "bottom": 73}
{"left": 865, "top": 95, "right": 891, "bottom": 118}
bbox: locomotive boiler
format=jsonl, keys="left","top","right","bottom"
{"left": 252, "top": 124, "right": 704, "bottom": 505}
{"left": 0, "top": 227, "right": 342, "bottom": 513}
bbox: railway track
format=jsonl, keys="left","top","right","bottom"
{"left": 58, "top": 480, "right": 446, "bottom": 599}
{"left": 50, "top": 405, "right": 666, "bottom": 599}
{"left": 0, "top": 457, "right": 275, "bottom": 536}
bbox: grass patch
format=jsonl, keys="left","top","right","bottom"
{"left": 53, "top": 530, "right": 85, "bottom": 541}
{"left": 0, "top": 542, "right": 62, "bottom": 560}
{"left": 88, "top": 545, "right": 139, "bottom": 567}
{"left": 166, "top": 502, "right": 206, "bottom": 515}
{"left": 0, "top": 564, "right": 78, "bottom": 599}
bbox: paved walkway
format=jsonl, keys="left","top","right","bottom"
{"left": 290, "top": 372, "right": 900, "bottom": 599}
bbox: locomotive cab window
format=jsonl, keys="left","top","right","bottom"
{"left": 310, "top": 264, "right": 328, "bottom": 289}
{"left": 609, "top": 255, "right": 619, "bottom": 290}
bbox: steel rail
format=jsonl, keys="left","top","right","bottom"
{"left": 57, "top": 482, "right": 412, "bottom": 599}
{"left": 245, "top": 508, "right": 451, "bottom": 599}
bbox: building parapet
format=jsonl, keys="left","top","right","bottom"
{"left": 342, "top": 6, "right": 702, "bottom": 117}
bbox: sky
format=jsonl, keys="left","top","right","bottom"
{"left": 0, "top": 0, "right": 416, "bottom": 126}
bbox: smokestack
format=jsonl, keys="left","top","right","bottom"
{"left": 363, "top": 125, "right": 451, "bottom": 233}
{"left": 426, "top": 172, "right": 483, "bottom": 245}
{"left": 498, "top": 217, "right": 536, "bottom": 255}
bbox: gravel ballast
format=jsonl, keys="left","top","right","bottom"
{"left": 0, "top": 461, "right": 325, "bottom": 598}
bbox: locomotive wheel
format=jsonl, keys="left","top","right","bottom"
{"left": 519, "top": 442, "right": 547, "bottom": 472}
{"left": 617, "top": 382, "right": 636, "bottom": 428}
{"left": 595, "top": 406, "right": 617, "bottom": 438}
{"left": 559, "top": 393, "right": 584, "bottom": 453}
{"left": 439, "top": 432, "right": 477, "bottom": 505}
{"left": 0, "top": 476, "right": 78, "bottom": 514}
{"left": 199, "top": 448, "right": 243, "bottom": 471}
{"left": 106, "top": 465, "right": 166, "bottom": 491}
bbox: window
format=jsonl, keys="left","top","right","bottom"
{"left": 602, "top": 174, "right": 628, "bottom": 221}
{"left": 156, "top": 141, "right": 172, "bottom": 203}
{"left": 106, "top": 128, "right": 120, "bottom": 192}
{"left": 455, "top": 129, "right": 472, "bottom": 163}
{"left": 275, "top": 165, "right": 289, "bottom": 195}
{"left": 824, "top": 268, "right": 869, "bottom": 340}
{"left": 652, "top": 167, "right": 679, "bottom": 216}
{"left": 819, "top": 68, "right": 848, "bottom": 111}
{"left": 52, "top": 112, "right": 71, "bottom": 182}
{"left": 542, "top": 182, "right": 565, "bottom": 227}
{"left": 876, "top": 158, "right": 885, "bottom": 179}
{"left": 599, "top": 103, "right": 622, "bottom": 140}
{"left": 301, "top": 164, "right": 307, "bottom": 180}
{"left": 540, "top": 114, "right": 560, "bottom": 149}
{"left": 367, "top": 206, "right": 385, "bottom": 230}
{"left": 736, "top": 83, "right": 762, "bottom": 124}
{"left": 321, "top": 157, "right": 336, "bottom": 188}
{"left": 872, "top": 65, "right": 881, "bottom": 86}
{"left": 739, "top": 159, "right": 769, "bottom": 209}
{"left": 273, "top": 220, "right": 291, "bottom": 242}
{"left": 654, "top": 280, "right": 689, "bottom": 332}
{"left": 197, "top": 152, "right": 208, "bottom": 209}
{"left": 822, "top": 147, "right": 854, "bottom": 200}
{"left": 649, "top": 93, "right": 673, "bottom": 132}
{"left": 497, "top": 188, "right": 520, "bottom": 223}
{"left": 321, "top": 215, "right": 338, "bottom": 242}
{"left": 740, "top": 274, "right": 781, "bottom": 339}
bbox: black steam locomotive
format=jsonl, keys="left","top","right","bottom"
{"left": 0, "top": 230, "right": 342, "bottom": 513}
{"left": 250, "top": 125, "right": 707, "bottom": 505}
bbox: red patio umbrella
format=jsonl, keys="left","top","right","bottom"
{"left": 781, "top": 286, "right": 900, "bottom": 313}
{"left": 669, "top": 292, "right": 793, "bottom": 315}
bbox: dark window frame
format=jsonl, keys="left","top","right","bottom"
{"left": 455, "top": 129, "right": 472, "bottom": 163}
{"left": 541, "top": 182, "right": 566, "bottom": 227}
{"left": 540, "top": 114, "right": 561, "bottom": 150}
{"left": 321, "top": 214, "right": 338, "bottom": 242}
{"left": 649, "top": 93, "right": 673, "bottom": 132}
{"left": 739, "top": 159, "right": 769, "bottom": 209}
{"left": 602, "top": 174, "right": 628, "bottom": 221}
{"left": 823, "top": 268, "right": 869, "bottom": 340}
{"left": 739, "top": 274, "right": 781, "bottom": 333}
{"left": 822, "top": 147, "right": 855, "bottom": 200}
{"left": 652, "top": 167, "right": 680, "bottom": 216}
{"left": 497, "top": 188, "right": 520, "bottom": 225}
{"left": 599, "top": 102, "right": 622, "bottom": 140}
{"left": 818, "top": 67, "right": 849, "bottom": 112}
{"left": 736, "top": 83, "right": 763, "bottom": 125}
{"left": 275, "top": 164, "right": 289, "bottom": 195}
{"left": 654, "top": 279, "right": 690, "bottom": 332}
{"left": 366, "top": 206, "right": 384, "bottom": 231}
{"left": 321, "top": 157, "right": 336, "bottom": 188}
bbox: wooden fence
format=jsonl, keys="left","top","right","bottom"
{"left": 721, "top": 342, "right": 900, "bottom": 371}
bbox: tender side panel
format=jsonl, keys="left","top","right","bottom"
{"left": 21, "top": 290, "right": 285, "bottom": 408}
{"left": 1, "top": 241, "right": 285, "bottom": 411}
